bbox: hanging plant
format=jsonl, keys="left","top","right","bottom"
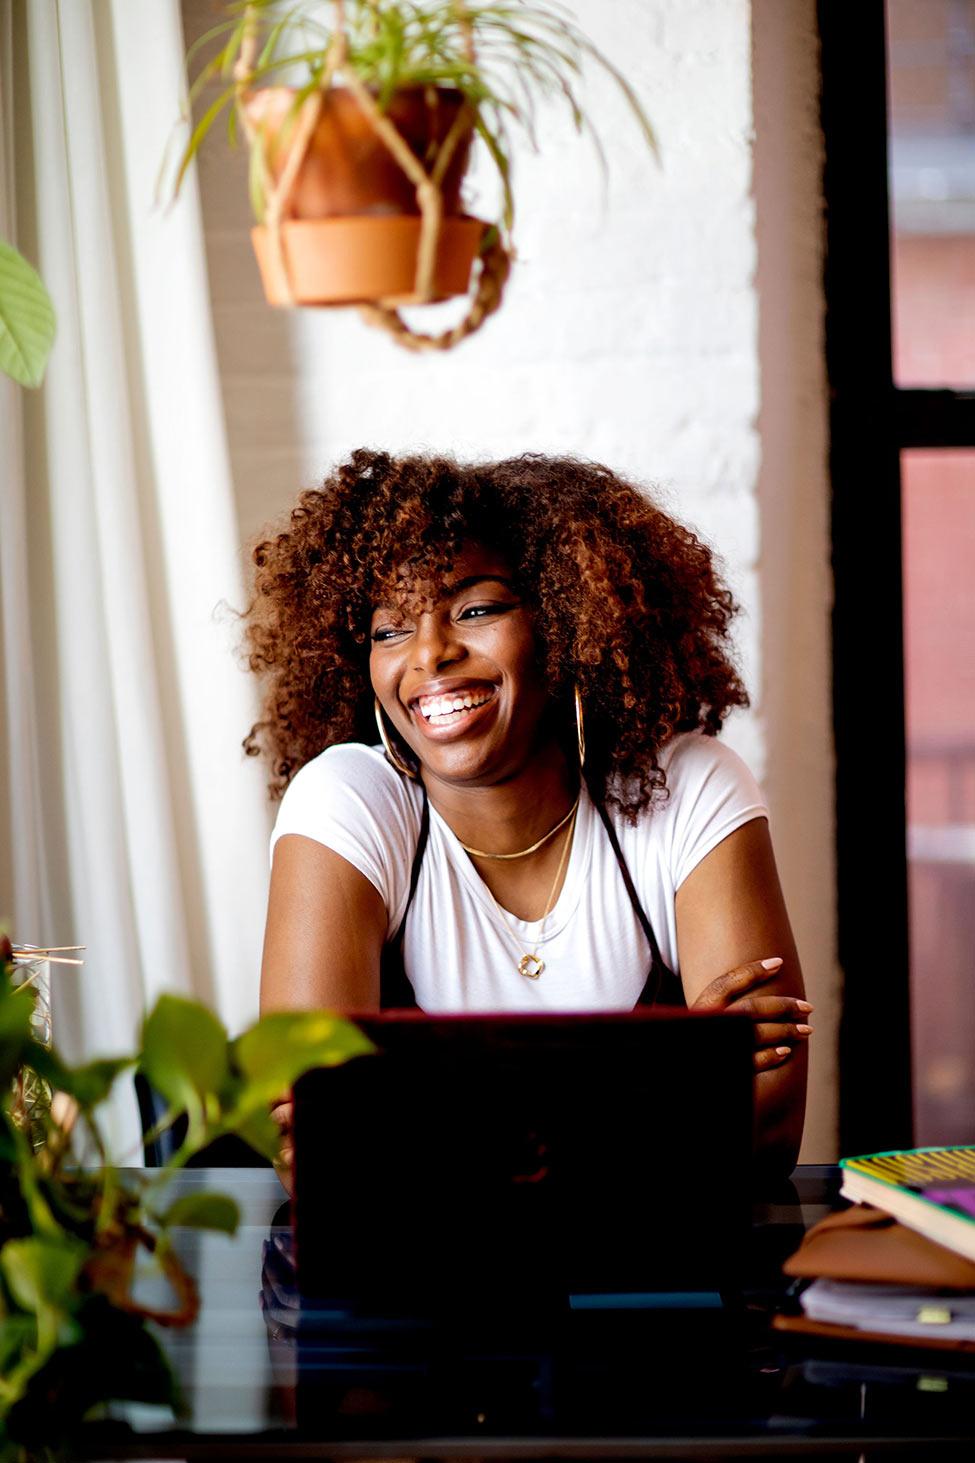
{"left": 173, "top": 0, "right": 656, "bottom": 352}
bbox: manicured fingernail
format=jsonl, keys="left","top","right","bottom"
{"left": 775, "top": 1046, "right": 791, "bottom": 1056}
{"left": 796, "top": 1024, "right": 813, "bottom": 1035}
{"left": 761, "top": 958, "right": 783, "bottom": 970}
{"left": 797, "top": 1001, "right": 813, "bottom": 1012}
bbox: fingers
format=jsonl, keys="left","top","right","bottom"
{"left": 270, "top": 1100, "right": 295, "bottom": 1194}
{"left": 753, "top": 1021, "right": 813, "bottom": 1047}
{"left": 730, "top": 1000, "right": 814, "bottom": 1048}
{"left": 753, "top": 1045, "right": 797, "bottom": 1072}
{"left": 273, "top": 1147, "right": 294, "bottom": 1198}
{"left": 691, "top": 956, "right": 784, "bottom": 1011}
{"left": 729, "top": 996, "right": 813, "bottom": 1020}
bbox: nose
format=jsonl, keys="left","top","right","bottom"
{"left": 412, "top": 611, "right": 465, "bottom": 673}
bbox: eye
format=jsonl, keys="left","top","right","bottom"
{"left": 370, "top": 624, "right": 410, "bottom": 643}
{"left": 457, "top": 601, "right": 519, "bottom": 622}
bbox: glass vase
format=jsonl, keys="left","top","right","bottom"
{"left": 10, "top": 949, "right": 53, "bottom": 1151}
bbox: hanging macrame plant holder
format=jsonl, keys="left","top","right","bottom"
{"left": 235, "top": 1, "right": 511, "bottom": 352}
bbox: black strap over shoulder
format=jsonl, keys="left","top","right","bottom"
{"left": 379, "top": 784, "right": 684, "bottom": 1010}
{"left": 378, "top": 786, "right": 428, "bottom": 1010}
{"left": 592, "top": 800, "right": 684, "bottom": 1008}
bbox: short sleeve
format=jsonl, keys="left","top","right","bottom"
{"left": 269, "top": 743, "right": 422, "bottom": 934}
{"left": 659, "top": 732, "right": 770, "bottom": 890}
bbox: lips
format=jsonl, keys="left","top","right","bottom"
{"left": 407, "top": 681, "right": 499, "bottom": 738}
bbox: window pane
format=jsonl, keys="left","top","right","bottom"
{"left": 887, "top": 0, "right": 975, "bottom": 387}
{"left": 903, "top": 449, "right": 975, "bottom": 1143}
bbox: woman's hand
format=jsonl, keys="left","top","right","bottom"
{"left": 689, "top": 956, "right": 813, "bottom": 1071}
{"left": 271, "top": 1099, "right": 294, "bottom": 1195}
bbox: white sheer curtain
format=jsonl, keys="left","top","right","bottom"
{"left": 0, "top": 0, "right": 271, "bottom": 1155}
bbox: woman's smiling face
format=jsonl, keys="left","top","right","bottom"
{"left": 369, "top": 544, "right": 550, "bottom": 787}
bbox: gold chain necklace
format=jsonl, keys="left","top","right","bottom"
{"left": 478, "top": 803, "right": 578, "bottom": 979}
{"left": 460, "top": 795, "right": 580, "bottom": 861}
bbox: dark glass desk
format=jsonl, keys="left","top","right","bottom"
{"left": 78, "top": 1166, "right": 975, "bottom": 1459}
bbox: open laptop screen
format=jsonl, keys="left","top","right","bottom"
{"left": 293, "top": 1009, "right": 754, "bottom": 1311}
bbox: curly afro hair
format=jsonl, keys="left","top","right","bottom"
{"left": 242, "top": 449, "right": 749, "bottom": 821}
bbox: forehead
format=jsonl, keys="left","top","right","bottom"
{"left": 371, "top": 542, "right": 514, "bottom": 610}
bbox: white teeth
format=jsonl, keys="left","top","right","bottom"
{"left": 417, "top": 688, "right": 493, "bottom": 720}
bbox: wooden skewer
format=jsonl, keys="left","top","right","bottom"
{"left": 13, "top": 955, "right": 85, "bottom": 968}
{"left": 12, "top": 966, "right": 44, "bottom": 993}
{"left": 12, "top": 945, "right": 86, "bottom": 954}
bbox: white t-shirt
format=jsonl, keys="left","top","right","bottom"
{"left": 269, "top": 733, "right": 769, "bottom": 1013}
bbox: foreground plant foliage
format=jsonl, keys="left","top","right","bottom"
{"left": 0, "top": 935, "right": 373, "bottom": 1461}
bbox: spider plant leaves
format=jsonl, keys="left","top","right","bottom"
{"left": 174, "top": 0, "right": 657, "bottom": 234}
{"left": 0, "top": 240, "right": 56, "bottom": 389}
{"left": 173, "top": 80, "right": 241, "bottom": 197}
{"left": 472, "top": 111, "right": 514, "bottom": 234}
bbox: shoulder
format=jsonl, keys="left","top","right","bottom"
{"left": 639, "top": 730, "right": 769, "bottom": 889}
{"left": 658, "top": 729, "right": 767, "bottom": 808}
{"left": 271, "top": 743, "right": 422, "bottom": 862}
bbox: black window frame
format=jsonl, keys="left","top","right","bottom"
{"left": 819, "top": 0, "right": 975, "bottom": 1155}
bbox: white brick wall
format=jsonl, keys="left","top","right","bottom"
{"left": 183, "top": 0, "right": 835, "bottom": 1158}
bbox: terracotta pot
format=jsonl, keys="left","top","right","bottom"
{"left": 244, "top": 86, "right": 473, "bottom": 219}
{"left": 251, "top": 215, "right": 485, "bottom": 306}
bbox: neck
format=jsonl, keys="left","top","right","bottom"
{"left": 422, "top": 741, "right": 578, "bottom": 857}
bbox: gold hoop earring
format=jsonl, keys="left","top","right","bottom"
{"left": 374, "top": 698, "right": 418, "bottom": 780}
{"left": 574, "top": 685, "right": 586, "bottom": 770}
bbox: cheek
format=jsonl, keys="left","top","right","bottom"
{"left": 368, "top": 651, "right": 389, "bottom": 702}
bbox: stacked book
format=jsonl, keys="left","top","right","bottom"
{"left": 776, "top": 1145, "right": 975, "bottom": 1349}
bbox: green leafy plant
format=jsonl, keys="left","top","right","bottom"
{"left": 174, "top": 0, "right": 657, "bottom": 239}
{"left": 0, "top": 932, "right": 373, "bottom": 1461}
{"left": 0, "top": 240, "right": 55, "bottom": 389}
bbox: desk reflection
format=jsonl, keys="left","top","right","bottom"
{"left": 92, "top": 1168, "right": 975, "bottom": 1459}
{"left": 259, "top": 1209, "right": 753, "bottom": 1439}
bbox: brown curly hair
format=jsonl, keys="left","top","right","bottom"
{"left": 243, "top": 449, "right": 749, "bottom": 820}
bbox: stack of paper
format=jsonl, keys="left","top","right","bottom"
{"left": 775, "top": 1147, "right": 975, "bottom": 1349}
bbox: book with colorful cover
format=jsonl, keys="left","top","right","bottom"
{"left": 840, "top": 1146, "right": 975, "bottom": 1263}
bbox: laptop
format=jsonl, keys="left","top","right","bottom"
{"left": 292, "top": 1008, "right": 754, "bottom": 1315}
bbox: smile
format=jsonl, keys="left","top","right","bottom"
{"left": 409, "top": 684, "right": 499, "bottom": 736}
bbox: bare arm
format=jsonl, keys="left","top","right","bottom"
{"left": 260, "top": 833, "right": 387, "bottom": 1015}
{"left": 260, "top": 834, "right": 388, "bottom": 1187}
{"left": 675, "top": 816, "right": 808, "bottom": 1178}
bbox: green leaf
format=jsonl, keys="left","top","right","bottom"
{"left": 223, "top": 1104, "right": 280, "bottom": 1162}
{"left": 0, "top": 975, "right": 36, "bottom": 1087}
{"left": 0, "top": 239, "right": 56, "bottom": 388}
{"left": 0, "top": 1236, "right": 86, "bottom": 1316}
{"left": 0, "top": 1115, "right": 17, "bottom": 1161}
{"left": 27, "top": 1048, "right": 132, "bottom": 1109}
{"left": 158, "top": 1191, "right": 239, "bottom": 1235}
{"left": 0, "top": 1312, "right": 36, "bottom": 1375}
{"left": 141, "top": 994, "right": 229, "bottom": 1113}
{"left": 232, "top": 1010, "right": 374, "bottom": 1104}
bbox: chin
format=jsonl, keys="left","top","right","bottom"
{"left": 417, "top": 740, "right": 505, "bottom": 786}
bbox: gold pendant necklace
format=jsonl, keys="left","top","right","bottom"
{"left": 481, "top": 803, "right": 578, "bottom": 978}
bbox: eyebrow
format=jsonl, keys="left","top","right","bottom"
{"left": 371, "top": 575, "right": 518, "bottom": 618}
{"left": 446, "top": 575, "right": 518, "bottom": 594}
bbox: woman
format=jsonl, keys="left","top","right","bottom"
{"left": 249, "top": 449, "right": 810, "bottom": 1180}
